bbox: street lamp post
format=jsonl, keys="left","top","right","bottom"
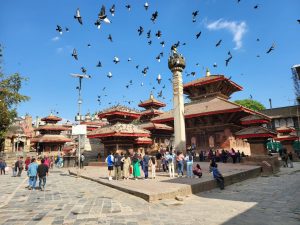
{"left": 70, "top": 73, "right": 91, "bottom": 169}
{"left": 168, "top": 47, "right": 187, "bottom": 153}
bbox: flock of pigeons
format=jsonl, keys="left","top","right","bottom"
{"left": 53, "top": 1, "right": 298, "bottom": 109}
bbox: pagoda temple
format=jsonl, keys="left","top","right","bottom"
{"left": 274, "top": 126, "right": 298, "bottom": 153}
{"left": 152, "top": 72, "right": 270, "bottom": 154}
{"left": 87, "top": 105, "right": 151, "bottom": 155}
{"left": 31, "top": 114, "right": 71, "bottom": 153}
{"left": 138, "top": 93, "right": 173, "bottom": 151}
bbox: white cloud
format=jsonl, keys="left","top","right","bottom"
{"left": 56, "top": 47, "right": 63, "bottom": 53}
{"left": 206, "top": 19, "right": 247, "bottom": 50}
{"left": 51, "top": 36, "right": 60, "bottom": 42}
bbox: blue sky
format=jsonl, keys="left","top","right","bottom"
{"left": 1, "top": 0, "right": 300, "bottom": 121}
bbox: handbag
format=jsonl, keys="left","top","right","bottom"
{"left": 5, "top": 166, "right": 9, "bottom": 172}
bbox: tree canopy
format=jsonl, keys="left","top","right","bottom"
{"left": 0, "top": 45, "right": 29, "bottom": 150}
{"left": 234, "top": 99, "right": 266, "bottom": 111}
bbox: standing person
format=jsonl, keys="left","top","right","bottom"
{"left": 231, "top": 148, "right": 236, "bottom": 163}
{"left": 176, "top": 151, "right": 185, "bottom": 177}
{"left": 149, "top": 156, "right": 156, "bottom": 179}
{"left": 44, "top": 156, "right": 50, "bottom": 168}
{"left": 236, "top": 150, "right": 241, "bottom": 163}
{"left": 120, "top": 152, "right": 124, "bottom": 178}
{"left": 0, "top": 159, "right": 7, "bottom": 175}
{"left": 199, "top": 150, "right": 204, "bottom": 162}
{"left": 132, "top": 153, "right": 141, "bottom": 180}
{"left": 113, "top": 152, "right": 122, "bottom": 180}
{"left": 288, "top": 152, "right": 294, "bottom": 168}
{"left": 27, "top": 158, "right": 38, "bottom": 190}
{"left": 212, "top": 164, "right": 224, "bottom": 190}
{"left": 37, "top": 158, "right": 49, "bottom": 191}
{"left": 166, "top": 151, "right": 175, "bottom": 178}
{"left": 80, "top": 154, "right": 85, "bottom": 169}
{"left": 142, "top": 151, "right": 150, "bottom": 179}
{"left": 192, "top": 164, "right": 202, "bottom": 178}
{"left": 281, "top": 148, "right": 288, "bottom": 167}
{"left": 17, "top": 156, "right": 24, "bottom": 177}
{"left": 155, "top": 150, "right": 162, "bottom": 172}
{"left": 24, "top": 156, "right": 31, "bottom": 171}
{"left": 105, "top": 152, "right": 114, "bottom": 180}
{"left": 185, "top": 152, "right": 193, "bottom": 178}
{"left": 122, "top": 154, "right": 131, "bottom": 180}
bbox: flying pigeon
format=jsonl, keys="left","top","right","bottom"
{"left": 196, "top": 31, "right": 202, "bottom": 39}
{"left": 216, "top": 39, "right": 222, "bottom": 47}
{"left": 151, "top": 11, "right": 158, "bottom": 23}
{"left": 147, "top": 30, "right": 151, "bottom": 39}
{"left": 297, "top": 19, "right": 300, "bottom": 23}
{"left": 174, "top": 41, "right": 180, "bottom": 48}
{"left": 158, "top": 90, "right": 162, "bottom": 98}
{"left": 107, "top": 72, "right": 112, "bottom": 78}
{"left": 256, "top": 38, "right": 260, "bottom": 42}
{"left": 113, "top": 56, "right": 120, "bottom": 64}
{"left": 126, "top": 84, "right": 129, "bottom": 89}
{"left": 87, "top": 43, "right": 91, "bottom": 48}
{"left": 225, "top": 55, "right": 233, "bottom": 66}
{"left": 129, "top": 80, "right": 133, "bottom": 85}
{"left": 157, "top": 74, "right": 162, "bottom": 84}
{"left": 138, "top": 26, "right": 144, "bottom": 36}
{"left": 266, "top": 43, "right": 275, "bottom": 54}
{"left": 110, "top": 4, "right": 115, "bottom": 16}
{"left": 65, "top": 27, "right": 69, "bottom": 32}
{"left": 254, "top": 4, "right": 259, "bottom": 9}
{"left": 74, "top": 8, "right": 83, "bottom": 25}
{"left": 141, "top": 82, "right": 144, "bottom": 86}
{"left": 162, "top": 85, "right": 166, "bottom": 89}
{"left": 128, "top": 58, "right": 132, "bottom": 62}
{"left": 213, "top": 63, "right": 217, "bottom": 68}
{"left": 142, "top": 66, "right": 149, "bottom": 76}
{"left": 159, "top": 52, "right": 164, "bottom": 57}
{"left": 96, "top": 61, "right": 102, "bottom": 67}
{"left": 125, "top": 5, "right": 131, "bottom": 11}
{"left": 192, "top": 10, "right": 199, "bottom": 22}
{"left": 98, "top": 5, "right": 111, "bottom": 23}
{"left": 94, "top": 19, "right": 101, "bottom": 29}
{"left": 144, "top": 2, "right": 149, "bottom": 10}
{"left": 108, "top": 34, "right": 113, "bottom": 42}
{"left": 191, "top": 72, "right": 196, "bottom": 76}
{"left": 81, "top": 67, "right": 87, "bottom": 74}
{"left": 56, "top": 25, "right": 62, "bottom": 35}
{"left": 160, "top": 41, "right": 165, "bottom": 47}
{"left": 72, "top": 49, "right": 78, "bottom": 60}
{"left": 148, "top": 40, "right": 152, "bottom": 45}
{"left": 156, "top": 54, "right": 161, "bottom": 62}
{"left": 136, "top": 65, "right": 139, "bottom": 69}
{"left": 155, "top": 30, "right": 162, "bottom": 39}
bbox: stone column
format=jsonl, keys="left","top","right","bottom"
{"left": 168, "top": 48, "right": 186, "bottom": 152}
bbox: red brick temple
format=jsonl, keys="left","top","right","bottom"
{"left": 87, "top": 105, "right": 151, "bottom": 155}
{"left": 235, "top": 114, "right": 280, "bottom": 174}
{"left": 274, "top": 126, "right": 298, "bottom": 153}
{"left": 31, "top": 114, "right": 71, "bottom": 153}
{"left": 138, "top": 94, "right": 173, "bottom": 151}
{"left": 152, "top": 73, "right": 270, "bottom": 154}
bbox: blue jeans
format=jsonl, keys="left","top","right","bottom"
{"left": 177, "top": 161, "right": 184, "bottom": 176}
{"left": 39, "top": 176, "right": 47, "bottom": 189}
{"left": 186, "top": 162, "right": 193, "bottom": 177}
{"left": 29, "top": 176, "right": 37, "bottom": 189}
{"left": 143, "top": 166, "right": 149, "bottom": 178}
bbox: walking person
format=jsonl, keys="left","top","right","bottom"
{"left": 80, "top": 154, "right": 85, "bottom": 169}
{"left": 185, "top": 152, "right": 193, "bottom": 178}
{"left": 132, "top": 153, "right": 141, "bottom": 180}
{"left": 120, "top": 152, "right": 124, "bottom": 178}
{"left": 37, "top": 158, "right": 49, "bottom": 191}
{"left": 17, "top": 156, "right": 24, "bottom": 177}
{"left": 149, "top": 156, "right": 156, "bottom": 179}
{"left": 113, "top": 152, "right": 122, "bottom": 180}
{"left": 212, "top": 164, "right": 224, "bottom": 190}
{"left": 0, "top": 159, "right": 7, "bottom": 175}
{"left": 142, "top": 151, "right": 150, "bottom": 179}
{"left": 166, "top": 151, "right": 175, "bottom": 178}
{"left": 105, "top": 152, "right": 114, "bottom": 180}
{"left": 281, "top": 148, "right": 288, "bottom": 167}
{"left": 176, "top": 151, "right": 185, "bottom": 177}
{"left": 27, "top": 158, "right": 38, "bottom": 190}
{"left": 122, "top": 154, "right": 131, "bottom": 180}
{"left": 288, "top": 152, "right": 294, "bottom": 168}
{"left": 155, "top": 150, "right": 162, "bottom": 172}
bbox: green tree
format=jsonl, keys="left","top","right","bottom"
{"left": 234, "top": 99, "right": 266, "bottom": 111}
{"left": 0, "top": 45, "right": 29, "bottom": 151}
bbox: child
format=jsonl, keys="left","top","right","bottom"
{"left": 149, "top": 156, "right": 156, "bottom": 179}
{"left": 192, "top": 164, "right": 202, "bottom": 178}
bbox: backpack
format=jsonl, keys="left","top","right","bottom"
{"left": 80, "top": 155, "right": 85, "bottom": 162}
{"left": 188, "top": 154, "right": 193, "bottom": 161}
{"left": 114, "top": 155, "right": 121, "bottom": 166}
{"left": 107, "top": 155, "right": 113, "bottom": 165}
{"left": 168, "top": 156, "right": 173, "bottom": 164}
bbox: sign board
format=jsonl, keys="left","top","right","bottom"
{"left": 72, "top": 125, "right": 87, "bottom": 135}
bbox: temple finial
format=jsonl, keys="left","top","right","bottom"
{"left": 206, "top": 68, "right": 211, "bottom": 77}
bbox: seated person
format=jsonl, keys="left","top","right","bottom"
{"left": 193, "top": 164, "right": 202, "bottom": 178}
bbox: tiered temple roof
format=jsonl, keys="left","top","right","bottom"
{"left": 98, "top": 105, "right": 140, "bottom": 124}
{"left": 138, "top": 94, "right": 166, "bottom": 109}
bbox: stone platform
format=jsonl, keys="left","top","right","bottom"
{"left": 69, "top": 162, "right": 261, "bottom": 202}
